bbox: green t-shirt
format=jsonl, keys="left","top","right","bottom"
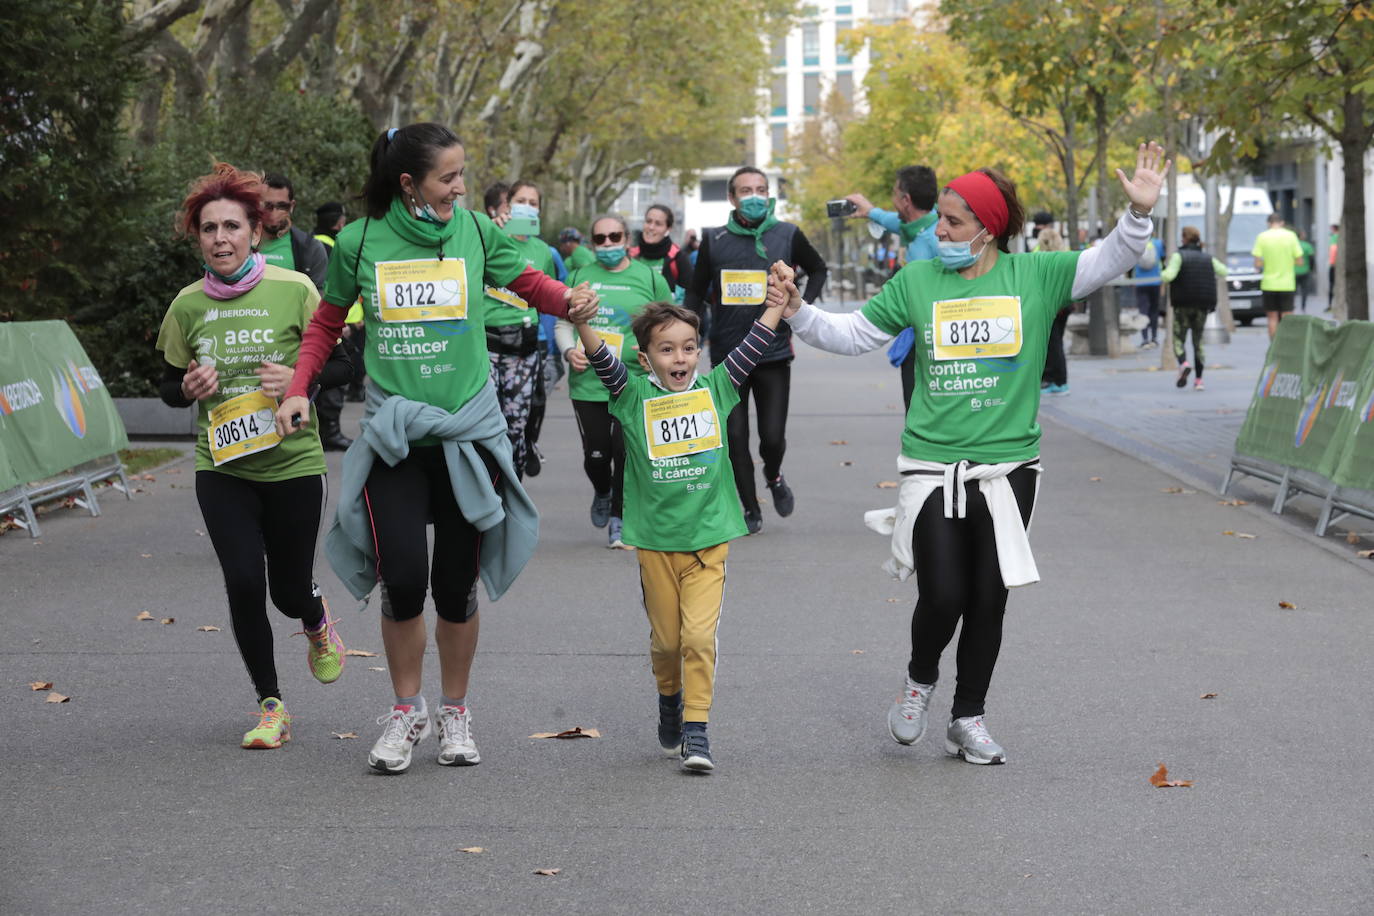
{"left": 566, "top": 261, "right": 671, "bottom": 403}
{"left": 258, "top": 233, "right": 294, "bottom": 271}
{"left": 1251, "top": 227, "right": 1304, "bottom": 292}
{"left": 565, "top": 245, "right": 596, "bottom": 271}
{"left": 861, "top": 252, "right": 1080, "bottom": 464}
{"left": 609, "top": 364, "right": 747, "bottom": 552}
{"left": 156, "top": 265, "right": 326, "bottom": 481}
{"left": 632, "top": 254, "right": 686, "bottom": 304}
{"left": 323, "top": 200, "right": 526, "bottom": 413}
{"left": 1295, "top": 240, "right": 1315, "bottom": 278}
{"left": 483, "top": 234, "right": 558, "bottom": 329}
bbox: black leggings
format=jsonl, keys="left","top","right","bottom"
{"left": 727, "top": 359, "right": 791, "bottom": 512}
{"left": 909, "top": 464, "right": 1038, "bottom": 720}
{"left": 1043, "top": 306, "right": 1070, "bottom": 386}
{"left": 362, "top": 444, "right": 490, "bottom": 624}
{"left": 572, "top": 399, "right": 625, "bottom": 517}
{"left": 195, "top": 471, "right": 327, "bottom": 702}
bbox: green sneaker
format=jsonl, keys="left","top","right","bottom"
{"left": 301, "top": 598, "right": 344, "bottom": 684}
{"left": 242, "top": 697, "right": 291, "bottom": 749}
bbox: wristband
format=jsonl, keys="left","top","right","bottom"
{"left": 1129, "top": 205, "right": 1152, "bottom": 219}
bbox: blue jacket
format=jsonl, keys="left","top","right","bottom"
{"left": 325, "top": 380, "right": 539, "bottom": 603}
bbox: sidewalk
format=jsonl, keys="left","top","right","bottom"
{"left": 3, "top": 338, "right": 1372, "bottom": 914}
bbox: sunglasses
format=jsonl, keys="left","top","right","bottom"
{"left": 591, "top": 231, "right": 624, "bottom": 245}
{"left": 262, "top": 201, "right": 293, "bottom": 211}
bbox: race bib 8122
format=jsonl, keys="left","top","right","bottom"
{"left": 375, "top": 258, "right": 468, "bottom": 322}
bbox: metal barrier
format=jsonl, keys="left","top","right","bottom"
{"left": 0, "top": 452, "right": 131, "bottom": 539}
{"left": 1222, "top": 453, "right": 1374, "bottom": 537}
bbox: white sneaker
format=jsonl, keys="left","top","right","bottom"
{"left": 368, "top": 704, "right": 431, "bottom": 774}
{"left": 887, "top": 677, "right": 935, "bottom": 745}
{"left": 945, "top": 715, "right": 1007, "bottom": 765}
{"left": 436, "top": 704, "right": 481, "bottom": 766}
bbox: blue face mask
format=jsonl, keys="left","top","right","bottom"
{"left": 937, "top": 229, "right": 989, "bottom": 270}
{"left": 737, "top": 195, "right": 772, "bottom": 221}
{"left": 595, "top": 245, "right": 626, "bottom": 267}
{"left": 510, "top": 203, "right": 539, "bottom": 221}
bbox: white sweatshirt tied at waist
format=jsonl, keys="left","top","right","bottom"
{"left": 863, "top": 455, "right": 1042, "bottom": 589}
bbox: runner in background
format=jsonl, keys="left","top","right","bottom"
{"left": 276, "top": 123, "right": 594, "bottom": 774}
{"left": 483, "top": 180, "right": 560, "bottom": 478}
{"left": 157, "top": 162, "right": 349, "bottom": 751}
{"left": 631, "top": 204, "right": 694, "bottom": 304}
{"left": 316, "top": 203, "right": 368, "bottom": 403}
{"left": 558, "top": 226, "right": 596, "bottom": 271}
{"left": 555, "top": 214, "right": 672, "bottom": 548}
{"left": 686, "top": 166, "right": 828, "bottom": 534}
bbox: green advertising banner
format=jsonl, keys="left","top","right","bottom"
{"left": 0, "top": 321, "right": 129, "bottom": 493}
{"left": 1234, "top": 315, "right": 1374, "bottom": 492}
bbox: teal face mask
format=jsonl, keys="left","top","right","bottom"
{"left": 595, "top": 245, "right": 626, "bottom": 267}
{"left": 738, "top": 195, "right": 771, "bottom": 221}
{"left": 410, "top": 189, "right": 449, "bottom": 226}
{"left": 937, "top": 229, "right": 989, "bottom": 270}
{"left": 204, "top": 254, "right": 256, "bottom": 282}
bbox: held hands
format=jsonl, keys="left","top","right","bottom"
{"left": 566, "top": 282, "right": 600, "bottom": 324}
{"left": 765, "top": 261, "right": 803, "bottom": 319}
{"left": 1116, "top": 141, "right": 1171, "bottom": 215}
{"left": 181, "top": 359, "right": 219, "bottom": 401}
{"left": 565, "top": 347, "right": 589, "bottom": 372}
{"left": 274, "top": 395, "right": 310, "bottom": 438}
{"left": 256, "top": 361, "right": 294, "bottom": 399}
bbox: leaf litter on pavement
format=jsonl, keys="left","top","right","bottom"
{"left": 29, "top": 681, "right": 53, "bottom": 691}
{"left": 344, "top": 649, "right": 378, "bottom": 657}
{"left": 135, "top": 611, "right": 155, "bottom": 621}
{"left": 46, "top": 691, "right": 71, "bottom": 704}
{"left": 533, "top": 868, "right": 562, "bottom": 877}
{"left": 1149, "top": 763, "right": 1193, "bottom": 788}
{"left": 530, "top": 727, "right": 601, "bottom": 739}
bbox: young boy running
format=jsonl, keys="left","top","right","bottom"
{"left": 568, "top": 296, "right": 786, "bottom": 772}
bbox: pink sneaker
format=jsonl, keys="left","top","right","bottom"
{"left": 1194, "top": 378, "right": 1205, "bottom": 391}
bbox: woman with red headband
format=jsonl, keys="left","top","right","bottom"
{"left": 768, "top": 142, "right": 1169, "bottom": 765}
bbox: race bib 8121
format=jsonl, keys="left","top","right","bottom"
{"left": 642, "top": 387, "right": 722, "bottom": 460}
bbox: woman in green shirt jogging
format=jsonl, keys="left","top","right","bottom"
{"left": 483, "top": 180, "right": 561, "bottom": 478}
{"left": 555, "top": 215, "right": 673, "bottom": 547}
{"left": 277, "top": 124, "right": 592, "bottom": 774}
{"left": 156, "top": 163, "right": 349, "bottom": 751}
{"left": 769, "top": 142, "right": 1170, "bottom": 765}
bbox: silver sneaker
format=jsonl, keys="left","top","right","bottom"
{"left": 436, "top": 704, "right": 481, "bottom": 766}
{"left": 945, "top": 715, "right": 1007, "bottom": 765}
{"left": 368, "top": 704, "right": 431, "bottom": 774}
{"left": 887, "top": 677, "right": 935, "bottom": 745}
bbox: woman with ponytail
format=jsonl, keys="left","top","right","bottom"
{"left": 276, "top": 124, "right": 596, "bottom": 774}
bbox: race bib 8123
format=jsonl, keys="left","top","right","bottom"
{"left": 931, "top": 296, "right": 1023, "bottom": 360}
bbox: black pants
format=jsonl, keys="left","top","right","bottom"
{"left": 728, "top": 359, "right": 790, "bottom": 513}
{"left": 1137, "top": 286, "right": 1161, "bottom": 342}
{"left": 527, "top": 350, "right": 548, "bottom": 449}
{"left": 1043, "top": 306, "right": 1070, "bottom": 386}
{"left": 909, "top": 465, "right": 1038, "bottom": 720}
{"left": 195, "top": 471, "right": 327, "bottom": 702}
{"left": 362, "top": 444, "right": 489, "bottom": 623}
{"left": 900, "top": 349, "right": 916, "bottom": 412}
{"left": 573, "top": 399, "right": 625, "bottom": 517}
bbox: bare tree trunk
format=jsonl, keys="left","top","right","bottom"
{"left": 216, "top": 1, "right": 252, "bottom": 86}
{"left": 477, "top": 0, "right": 553, "bottom": 127}
{"left": 1161, "top": 82, "right": 1178, "bottom": 370}
{"left": 1213, "top": 180, "right": 1239, "bottom": 332}
{"left": 1337, "top": 93, "right": 1370, "bottom": 321}
{"left": 1063, "top": 112, "right": 1080, "bottom": 250}
{"left": 304, "top": 0, "right": 341, "bottom": 94}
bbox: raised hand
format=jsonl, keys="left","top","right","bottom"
{"left": 566, "top": 282, "right": 600, "bottom": 323}
{"left": 769, "top": 260, "right": 796, "bottom": 284}
{"left": 1116, "top": 141, "right": 1171, "bottom": 214}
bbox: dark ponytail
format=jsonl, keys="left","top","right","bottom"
{"left": 362, "top": 122, "right": 462, "bottom": 219}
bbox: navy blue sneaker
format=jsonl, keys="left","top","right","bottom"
{"left": 680, "top": 725, "right": 714, "bottom": 772}
{"left": 658, "top": 692, "right": 683, "bottom": 756}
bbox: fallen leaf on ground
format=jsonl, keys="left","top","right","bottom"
{"left": 367, "top": 666, "right": 386, "bottom": 672}
{"left": 530, "top": 727, "right": 601, "bottom": 739}
{"left": 29, "top": 681, "right": 53, "bottom": 691}
{"left": 459, "top": 847, "right": 484, "bottom": 854}
{"left": 1346, "top": 532, "right": 1361, "bottom": 545}
{"left": 135, "top": 611, "right": 155, "bottom": 621}
{"left": 876, "top": 480, "right": 899, "bottom": 489}
{"left": 1149, "top": 762, "right": 1193, "bottom": 788}
{"left": 852, "top": 649, "right": 865, "bottom": 655}
{"left": 160, "top": 617, "right": 175, "bottom": 625}
{"left": 829, "top": 440, "right": 848, "bottom": 445}
{"left": 1217, "top": 499, "right": 1249, "bottom": 507}
{"left": 1160, "top": 487, "right": 1188, "bottom": 494}
{"left": 1358, "top": 549, "right": 1374, "bottom": 559}
{"left": 331, "top": 732, "right": 358, "bottom": 739}
{"left": 1089, "top": 476, "right": 1102, "bottom": 482}
{"left": 886, "top": 598, "right": 900, "bottom": 603}
{"left": 840, "top": 460, "right": 853, "bottom": 467}
{"left": 1221, "top": 530, "right": 1256, "bottom": 539}
{"left": 1200, "top": 693, "right": 1218, "bottom": 699}
{"left": 345, "top": 649, "right": 378, "bottom": 657}
{"left": 46, "top": 691, "right": 70, "bottom": 704}
{"left": 140, "top": 553, "right": 152, "bottom": 558}
{"left": 1278, "top": 601, "right": 1296, "bottom": 610}
{"left": 196, "top": 625, "right": 221, "bottom": 632}
{"left": 533, "top": 868, "right": 562, "bottom": 877}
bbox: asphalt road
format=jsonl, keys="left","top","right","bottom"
{"left": 3, "top": 341, "right": 1372, "bottom": 915}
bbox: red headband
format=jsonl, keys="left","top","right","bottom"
{"left": 947, "top": 171, "right": 1009, "bottom": 238}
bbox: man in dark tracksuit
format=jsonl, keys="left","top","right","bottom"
{"left": 685, "top": 166, "right": 828, "bottom": 534}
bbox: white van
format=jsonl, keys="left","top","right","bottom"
{"left": 1163, "top": 177, "right": 1274, "bottom": 324}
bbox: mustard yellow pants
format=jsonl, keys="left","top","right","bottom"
{"left": 636, "top": 543, "right": 729, "bottom": 723}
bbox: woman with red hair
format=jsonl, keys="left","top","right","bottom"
{"left": 157, "top": 162, "right": 351, "bottom": 750}
{"left": 769, "top": 143, "right": 1169, "bottom": 765}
